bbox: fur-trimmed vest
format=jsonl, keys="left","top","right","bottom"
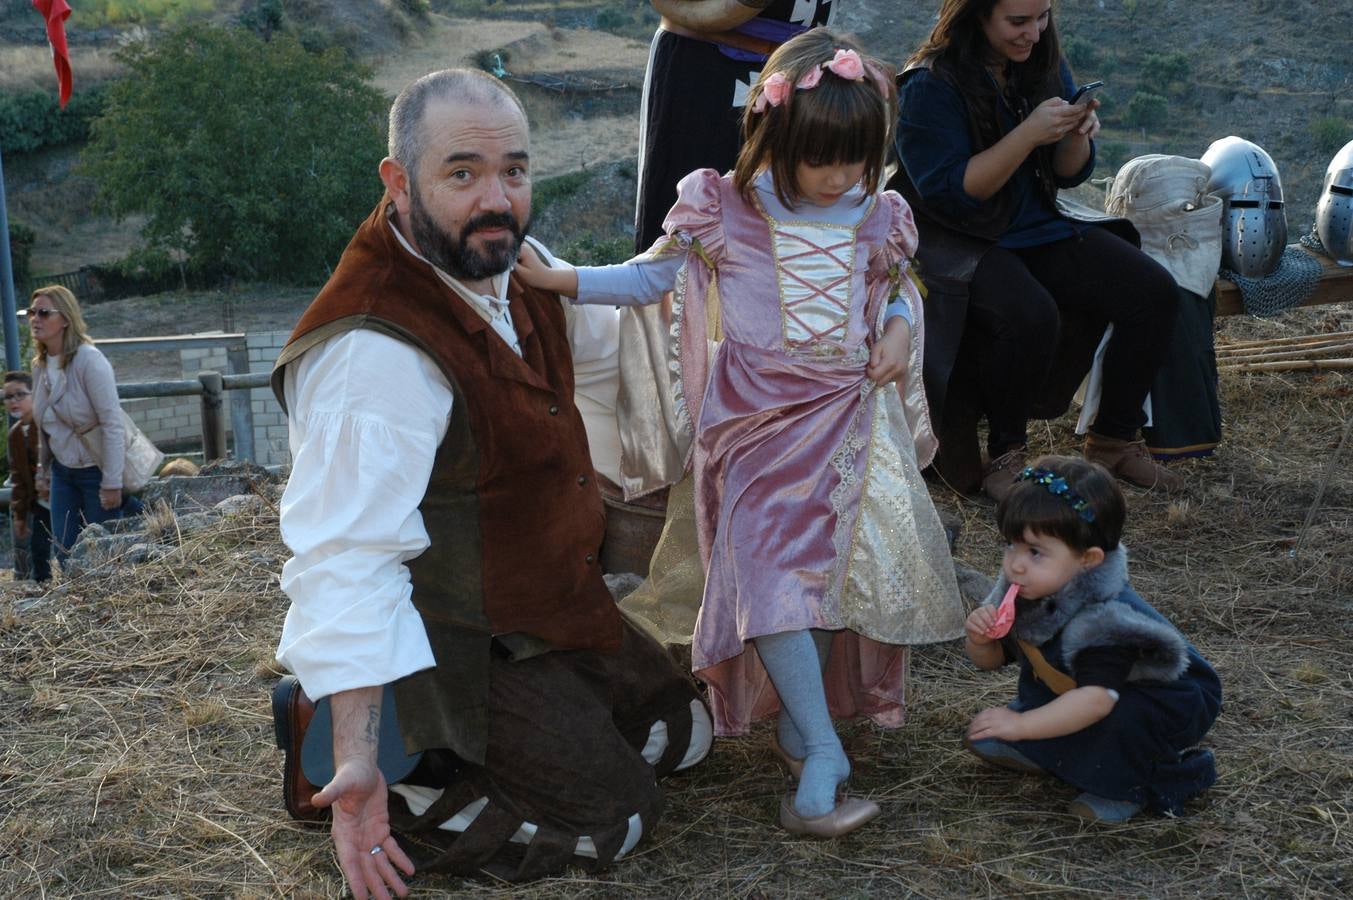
{"left": 272, "top": 197, "right": 621, "bottom": 764}
{"left": 982, "top": 546, "right": 1190, "bottom": 685}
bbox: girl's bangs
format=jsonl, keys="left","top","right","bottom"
{"left": 794, "top": 84, "right": 885, "bottom": 167}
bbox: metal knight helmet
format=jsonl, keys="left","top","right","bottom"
{"left": 1315, "top": 139, "right": 1353, "bottom": 267}
{"left": 1201, "top": 136, "right": 1287, "bottom": 276}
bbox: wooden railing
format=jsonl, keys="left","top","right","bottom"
{"left": 1215, "top": 245, "right": 1353, "bottom": 316}
{"left": 95, "top": 333, "right": 262, "bottom": 462}
{"left": 116, "top": 370, "right": 273, "bottom": 462}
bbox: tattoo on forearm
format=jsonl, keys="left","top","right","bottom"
{"left": 364, "top": 705, "right": 379, "bottom": 746}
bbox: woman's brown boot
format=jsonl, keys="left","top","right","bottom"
{"left": 1084, "top": 434, "right": 1184, "bottom": 491}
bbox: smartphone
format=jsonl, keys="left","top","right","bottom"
{"left": 1071, "top": 81, "right": 1104, "bottom": 105}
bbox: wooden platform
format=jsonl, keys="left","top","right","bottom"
{"left": 1215, "top": 245, "right": 1353, "bottom": 316}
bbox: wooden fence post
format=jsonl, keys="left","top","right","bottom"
{"left": 198, "top": 370, "right": 226, "bottom": 462}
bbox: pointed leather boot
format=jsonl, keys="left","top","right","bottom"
{"left": 981, "top": 446, "right": 1027, "bottom": 502}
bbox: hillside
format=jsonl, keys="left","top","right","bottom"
{"left": 3, "top": 0, "right": 1350, "bottom": 280}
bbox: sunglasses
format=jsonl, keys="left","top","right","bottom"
{"left": 27, "top": 307, "right": 61, "bottom": 319}
{"left": 3, "top": 390, "right": 31, "bottom": 401}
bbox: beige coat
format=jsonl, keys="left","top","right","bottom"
{"left": 32, "top": 344, "right": 126, "bottom": 490}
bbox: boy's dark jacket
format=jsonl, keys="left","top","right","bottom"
{"left": 8, "top": 414, "right": 38, "bottom": 522}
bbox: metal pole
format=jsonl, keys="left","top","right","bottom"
{"left": 0, "top": 147, "right": 22, "bottom": 371}
{"left": 226, "top": 343, "right": 255, "bottom": 462}
{"left": 198, "top": 370, "right": 226, "bottom": 462}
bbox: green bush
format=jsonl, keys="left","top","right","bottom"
{"left": 596, "top": 8, "right": 630, "bottom": 32}
{"left": 534, "top": 171, "right": 593, "bottom": 213}
{"left": 1063, "top": 35, "right": 1099, "bottom": 72}
{"left": 1141, "top": 51, "right": 1191, "bottom": 97}
{"left": 558, "top": 232, "right": 632, "bottom": 267}
{"left": 1125, "top": 92, "right": 1169, "bottom": 130}
{"left": 1141, "top": 51, "right": 1190, "bottom": 86}
{"left": 6, "top": 222, "right": 36, "bottom": 295}
{"left": 239, "top": 0, "right": 284, "bottom": 38}
{"left": 1100, "top": 141, "right": 1130, "bottom": 172}
{"left": 1310, "top": 117, "right": 1349, "bottom": 156}
{"left": 81, "top": 23, "right": 388, "bottom": 285}
{"left": 395, "top": 0, "right": 431, "bottom": 19}
{"left": 0, "top": 86, "right": 108, "bottom": 155}
{"left": 237, "top": 0, "right": 362, "bottom": 58}
{"left": 432, "top": 0, "right": 490, "bottom": 14}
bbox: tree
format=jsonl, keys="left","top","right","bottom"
{"left": 1141, "top": 51, "right": 1192, "bottom": 99}
{"left": 1100, "top": 141, "right": 1130, "bottom": 173}
{"left": 1125, "top": 92, "right": 1169, "bottom": 131}
{"left": 1310, "top": 116, "right": 1349, "bottom": 156}
{"left": 81, "top": 24, "right": 388, "bottom": 283}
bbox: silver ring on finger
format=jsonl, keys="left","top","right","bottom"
{"left": 370, "top": 845, "right": 384, "bottom": 856}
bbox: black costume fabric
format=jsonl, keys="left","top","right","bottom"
{"left": 982, "top": 549, "right": 1222, "bottom": 815}
{"left": 1142, "top": 286, "right": 1222, "bottom": 458}
{"left": 961, "top": 227, "right": 1178, "bottom": 454}
{"left": 634, "top": 0, "right": 836, "bottom": 252}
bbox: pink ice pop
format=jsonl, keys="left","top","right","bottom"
{"left": 984, "top": 582, "right": 1020, "bottom": 639}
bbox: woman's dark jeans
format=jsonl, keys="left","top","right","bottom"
{"left": 49, "top": 458, "right": 144, "bottom": 563}
{"left": 963, "top": 227, "right": 1179, "bottom": 455}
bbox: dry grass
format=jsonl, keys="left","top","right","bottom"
{"left": 0, "top": 43, "right": 124, "bottom": 93}
{"left": 2, "top": 306, "right": 1351, "bottom": 898}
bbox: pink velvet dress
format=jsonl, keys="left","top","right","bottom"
{"left": 664, "top": 170, "right": 965, "bottom": 736}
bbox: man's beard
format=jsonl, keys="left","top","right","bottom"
{"left": 409, "top": 187, "right": 527, "bottom": 282}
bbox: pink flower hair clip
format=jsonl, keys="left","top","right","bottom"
{"left": 825, "top": 48, "right": 865, "bottom": 81}
{"left": 751, "top": 71, "right": 792, "bottom": 113}
{"left": 750, "top": 48, "right": 892, "bottom": 114}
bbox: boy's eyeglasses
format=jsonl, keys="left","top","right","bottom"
{"left": 3, "top": 391, "right": 32, "bottom": 401}
{"left": 27, "top": 307, "right": 60, "bottom": 319}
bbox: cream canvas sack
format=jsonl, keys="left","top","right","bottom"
{"left": 78, "top": 408, "right": 165, "bottom": 493}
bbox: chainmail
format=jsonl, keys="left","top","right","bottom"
{"left": 1219, "top": 245, "right": 1323, "bottom": 318}
{"left": 1299, "top": 221, "right": 1329, "bottom": 255}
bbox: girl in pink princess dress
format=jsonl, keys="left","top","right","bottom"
{"left": 517, "top": 28, "right": 964, "bottom": 837}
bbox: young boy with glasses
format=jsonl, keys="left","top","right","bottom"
{"left": 6, "top": 371, "right": 52, "bottom": 582}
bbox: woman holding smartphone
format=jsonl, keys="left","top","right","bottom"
{"left": 894, "top": 0, "right": 1183, "bottom": 499}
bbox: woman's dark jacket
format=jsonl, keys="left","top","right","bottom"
{"left": 889, "top": 57, "right": 1140, "bottom": 422}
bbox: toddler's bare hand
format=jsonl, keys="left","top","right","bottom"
{"left": 965, "top": 606, "right": 997, "bottom": 644}
{"left": 968, "top": 706, "right": 1025, "bottom": 742}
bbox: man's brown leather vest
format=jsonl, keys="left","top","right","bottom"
{"left": 272, "top": 197, "right": 621, "bottom": 763}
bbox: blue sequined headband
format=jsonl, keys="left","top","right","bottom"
{"left": 1018, "top": 467, "right": 1096, "bottom": 522}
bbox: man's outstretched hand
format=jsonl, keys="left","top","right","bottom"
{"left": 313, "top": 749, "right": 415, "bottom": 898}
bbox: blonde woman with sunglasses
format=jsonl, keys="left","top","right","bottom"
{"left": 29, "top": 285, "right": 142, "bottom": 564}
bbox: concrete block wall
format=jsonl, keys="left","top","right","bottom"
{"left": 129, "top": 391, "right": 202, "bottom": 447}
{"left": 248, "top": 331, "right": 291, "bottom": 467}
{"left": 126, "top": 395, "right": 194, "bottom": 447}
{"left": 124, "top": 345, "right": 233, "bottom": 449}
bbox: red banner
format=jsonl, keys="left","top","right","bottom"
{"left": 32, "top": 0, "right": 73, "bottom": 109}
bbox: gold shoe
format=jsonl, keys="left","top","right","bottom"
{"left": 778, "top": 793, "right": 881, "bottom": 838}
{"left": 769, "top": 735, "right": 805, "bottom": 780}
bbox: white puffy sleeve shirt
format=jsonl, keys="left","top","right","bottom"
{"left": 275, "top": 234, "right": 622, "bottom": 700}
{"left": 276, "top": 330, "right": 449, "bottom": 699}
